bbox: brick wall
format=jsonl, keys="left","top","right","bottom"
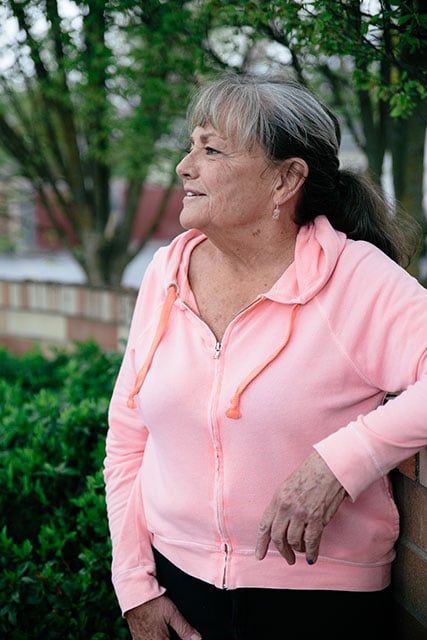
{"left": 0, "top": 280, "right": 137, "bottom": 354}
{"left": 392, "top": 452, "right": 427, "bottom": 638}
{"left": 0, "top": 278, "right": 426, "bottom": 636}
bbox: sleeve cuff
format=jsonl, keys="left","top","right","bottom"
{"left": 113, "top": 566, "right": 166, "bottom": 616}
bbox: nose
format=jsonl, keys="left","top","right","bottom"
{"left": 176, "top": 150, "right": 196, "bottom": 178}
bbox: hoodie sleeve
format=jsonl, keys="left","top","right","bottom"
{"left": 103, "top": 265, "right": 167, "bottom": 615}
{"left": 313, "top": 244, "right": 427, "bottom": 501}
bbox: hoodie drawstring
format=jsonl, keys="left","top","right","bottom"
{"left": 127, "top": 284, "right": 178, "bottom": 409}
{"left": 128, "top": 289, "right": 298, "bottom": 418}
{"left": 225, "top": 304, "right": 299, "bottom": 420}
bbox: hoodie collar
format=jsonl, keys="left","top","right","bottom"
{"left": 160, "top": 215, "right": 346, "bottom": 305}
{"left": 267, "top": 215, "right": 347, "bottom": 305}
{"left": 127, "top": 216, "right": 347, "bottom": 414}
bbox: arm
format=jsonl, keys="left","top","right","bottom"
{"left": 104, "top": 343, "right": 166, "bottom": 613}
{"left": 255, "top": 376, "right": 427, "bottom": 566}
{"left": 257, "top": 250, "right": 427, "bottom": 564}
{"left": 104, "top": 258, "right": 169, "bottom": 613}
{"left": 105, "top": 351, "right": 202, "bottom": 638}
{"left": 104, "top": 254, "right": 202, "bottom": 639}
{"left": 313, "top": 251, "right": 427, "bottom": 501}
{"left": 255, "top": 370, "right": 427, "bottom": 567}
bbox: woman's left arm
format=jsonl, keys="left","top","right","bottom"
{"left": 255, "top": 372, "right": 427, "bottom": 566}
{"left": 257, "top": 253, "right": 427, "bottom": 565}
{"left": 312, "top": 256, "right": 427, "bottom": 502}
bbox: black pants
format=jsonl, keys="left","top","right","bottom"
{"left": 153, "top": 548, "right": 398, "bottom": 640}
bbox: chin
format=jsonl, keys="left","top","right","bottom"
{"left": 179, "top": 215, "right": 193, "bottom": 231}
{"left": 179, "top": 210, "right": 204, "bottom": 232}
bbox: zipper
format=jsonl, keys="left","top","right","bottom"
{"left": 181, "top": 298, "right": 265, "bottom": 589}
{"left": 221, "top": 542, "right": 231, "bottom": 589}
{"left": 213, "top": 340, "right": 222, "bottom": 358}
{"left": 210, "top": 337, "right": 231, "bottom": 590}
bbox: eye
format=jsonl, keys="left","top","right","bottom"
{"left": 205, "top": 146, "right": 220, "bottom": 156}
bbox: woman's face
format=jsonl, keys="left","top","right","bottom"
{"left": 176, "top": 125, "right": 279, "bottom": 233}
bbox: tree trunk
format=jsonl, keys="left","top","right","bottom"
{"left": 391, "top": 102, "right": 427, "bottom": 282}
{"left": 390, "top": 0, "right": 427, "bottom": 282}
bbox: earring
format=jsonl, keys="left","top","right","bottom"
{"left": 273, "top": 204, "right": 280, "bottom": 220}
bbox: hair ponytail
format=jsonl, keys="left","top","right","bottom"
{"left": 295, "top": 167, "right": 421, "bottom": 267}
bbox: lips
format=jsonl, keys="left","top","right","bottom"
{"left": 184, "top": 188, "right": 206, "bottom": 197}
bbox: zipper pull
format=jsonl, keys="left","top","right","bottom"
{"left": 213, "top": 341, "right": 222, "bottom": 359}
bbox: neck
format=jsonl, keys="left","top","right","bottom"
{"left": 201, "top": 218, "right": 299, "bottom": 275}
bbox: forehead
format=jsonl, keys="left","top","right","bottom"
{"left": 190, "top": 125, "right": 227, "bottom": 143}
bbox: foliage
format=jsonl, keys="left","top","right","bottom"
{"left": 0, "top": 341, "right": 129, "bottom": 639}
{"left": 305, "top": 1, "right": 426, "bottom": 118}
{"left": 0, "top": 1, "right": 425, "bottom": 283}
{"left": 0, "top": 0, "right": 217, "bottom": 285}
{"left": 206, "top": 0, "right": 426, "bottom": 117}
{"left": 203, "top": 0, "right": 427, "bottom": 276}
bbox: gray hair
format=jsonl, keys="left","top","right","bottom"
{"left": 186, "top": 73, "right": 420, "bottom": 267}
{"left": 187, "top": 73, "right": 340, "bottom": 165}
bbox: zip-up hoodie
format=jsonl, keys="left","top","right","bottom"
{"left": 104, "top": 215, "right": 427, "bottom": 615}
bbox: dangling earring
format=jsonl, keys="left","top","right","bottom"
{"left": 273, "top": 204, "right": 280, "bottom": 220}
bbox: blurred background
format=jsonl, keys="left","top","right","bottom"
{"left": 0, "top": 0, "right": 425, "bottom": 288}
{"left": 0, "top": 2, "right": 425, "bottom": 639}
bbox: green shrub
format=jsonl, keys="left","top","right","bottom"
{"left": 0, "top": 342, "right": 130, "bottom": 639}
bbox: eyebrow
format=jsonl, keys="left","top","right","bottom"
{"left": 190, "top": 132, "right": 226, "bottom": 145}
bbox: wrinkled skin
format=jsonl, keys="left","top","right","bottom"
{"left": 126, "top": 595, "right": 202, "bottom": 640}
{"left": 256, "top": 451, "right": 347, "bottom": 565}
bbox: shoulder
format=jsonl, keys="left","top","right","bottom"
{"left": 322, "top": 238, "right": 427, "bottom": 325}
{"left": 337, "top": 238, "right": 420, "bottom": 290}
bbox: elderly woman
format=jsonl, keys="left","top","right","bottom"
{"left": 104, "top": 73, "right": 426, "bottom": 640}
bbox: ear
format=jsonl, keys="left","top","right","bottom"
{"left": 274, "top": 158, "right": 308, "bottom": 205}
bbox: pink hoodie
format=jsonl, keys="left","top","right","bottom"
{"left": 104, "top": 215, "right": 427, "bottom": 615}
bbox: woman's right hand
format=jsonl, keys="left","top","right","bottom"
{"left": 126, "top": 595, "right": 202, "bottom": 640}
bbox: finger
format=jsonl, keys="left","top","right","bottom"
{"left": 255, "top": 517, "right": 272, "bottom": 560}
{"left": 270, "top": 530, "right": 296, "bottom": 565}
{"left": 303, "top": 521, "right": 323, "bottom": 565}
{"left": 168, "top": 603, "right": 202, "bottom": 640}
{"left": 286, "top": 520, "right": 307, "bottom": 553}
{"left": 266, "top": 515, "right": 296, "bottom": 565}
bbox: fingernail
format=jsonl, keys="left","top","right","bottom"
{"left": 307, "top": 559, "right": 314, "bottom": 565}
{"left": 190, "top": 635, "right": 202, "bottom": 640}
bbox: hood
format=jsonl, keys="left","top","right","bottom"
{"left": 127, "top": 215, "right": 347, "bottom": 415}
{"left": 267, "top": 214, "right": 347, "bottom": 305}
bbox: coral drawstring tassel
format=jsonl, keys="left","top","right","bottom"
{"left": 225, "top": 304, "right": 299, "bottom": 420}
{"left": 225, "top": 397, "right": 241, "bottom": 420}
{"left": 127, "top": 284, "right": 177, "bottom": 409}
